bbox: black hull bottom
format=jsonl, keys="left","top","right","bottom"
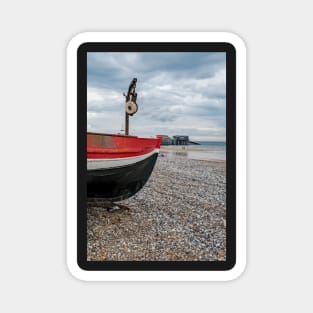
{"left": 87, "top": 153, "right": 158, "bottom": 201}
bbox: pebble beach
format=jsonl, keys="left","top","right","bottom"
{"left": 87, "top": 146, "right": 226, "bottom": 261}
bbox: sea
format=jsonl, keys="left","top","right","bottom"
{"left": 162, "top": 141, "right": 226, "bottom": 161}
{"left": 188, "top": 141, "right": 226, "bottom": 161}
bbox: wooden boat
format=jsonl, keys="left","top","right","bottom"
{"left": 86, "top": 78, "right": 162, "bottom": 201}
{"left": 87, "top": 133, "right": 162, "bottom": 200}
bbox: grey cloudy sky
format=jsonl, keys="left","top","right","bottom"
{"left": 87, "top": 52, "right": 226, "bottom": 141}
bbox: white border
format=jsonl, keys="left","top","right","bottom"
{"left": 67, "top": 32, "right": 246, "bottom": 281}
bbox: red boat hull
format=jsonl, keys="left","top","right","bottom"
{"left": 87, "top": 133, "right": 161, "bottom": 159}
{"left": 87, "top": 133, "right": 162, "bottom": 200}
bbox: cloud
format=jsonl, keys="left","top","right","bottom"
{"left": 87, "top": 52, "right": 226, "bottom": 141}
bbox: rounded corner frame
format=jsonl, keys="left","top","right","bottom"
{"left": 67, "top": 32, "right": 246, "bottom": 281}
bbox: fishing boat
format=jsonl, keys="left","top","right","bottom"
{"left": 87, "top": 78, "right": 162, "bottom": 201}
{"left": 87, "top": 133, "right": 161, "bottom": 200}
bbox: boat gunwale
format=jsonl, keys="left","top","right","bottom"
{"left": 87, "top": 132, "right": 159, "bottom": 140}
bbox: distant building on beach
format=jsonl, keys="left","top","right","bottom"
{"left": 158, "top": 134, "right": 196, "bottom": 145}
{"left": 158, "top": 134, "right": 174, "bottom": 145}
{"left": 173, "top": 135, "right": 189, "bottom": 145}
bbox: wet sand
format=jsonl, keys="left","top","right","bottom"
{"left": 160, "top": 145, "right": 226, "bottom": 161}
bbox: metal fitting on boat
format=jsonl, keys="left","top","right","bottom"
{"left": 125, "top": 101, "right": 138, "bottom": 115}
